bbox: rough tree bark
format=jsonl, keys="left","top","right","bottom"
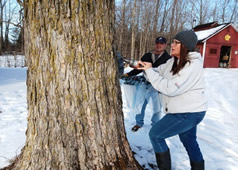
{"left": 6, "top": 0, "right": 141, "bottom": 169}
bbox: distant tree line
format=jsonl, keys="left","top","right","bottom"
{"left": 0, "top": 0, "right": 23, "bottom": 55}
{"left": 115, "top": 0, "right": 238, "bottom": 60}
{"left": 1, "top": 0, "right": 238, "bottom": 58}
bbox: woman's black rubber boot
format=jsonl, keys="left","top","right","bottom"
{"left": 155, "top": 149, "right": 171, "bottom": 170}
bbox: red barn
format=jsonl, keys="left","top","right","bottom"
{"left": 194, "top": 22, "right": 238, "bottom": 68}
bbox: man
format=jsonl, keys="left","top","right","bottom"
{"left": 122, "top": 37, "right": 171, "bottom": 132}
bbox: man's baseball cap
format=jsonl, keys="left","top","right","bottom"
{"left": 155, "top": 36, "right": 166, "bottom": 44}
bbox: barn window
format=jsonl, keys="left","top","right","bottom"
{"left": 210, "top": 48, "right": 217, "bottom": 54}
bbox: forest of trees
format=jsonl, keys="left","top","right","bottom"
{"left": 1, "top": 0, "right": 238, "bottom": 57}
{"left": 0, "top": 0, "right": 23, "bottom": 55}
{"left": 115, "top": 0, "right": 238, "bottom": 60}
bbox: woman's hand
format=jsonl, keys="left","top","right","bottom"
{"left": 137, "top": 61, "right": 152, "bottom": 70}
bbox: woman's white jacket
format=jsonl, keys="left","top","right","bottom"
{"left": 145, "top": 52, "right": 208, "bottom": 114}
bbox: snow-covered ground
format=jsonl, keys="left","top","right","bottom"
{"left": 0, "top": 68, "right": 27, "bottom": 168}
{"left": 122, "top": 67, "right": 238, "bottom": 170}
{"left": 1, "top": 67, "right": 238, "bottom": 169}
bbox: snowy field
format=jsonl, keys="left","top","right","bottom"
{"left": 0, "top": 67, "right": 238, "bottom": 169}
{"left": 0, "top": 68, "right": 27, "bottom": 168}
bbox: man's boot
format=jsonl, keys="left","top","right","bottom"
{"left": 155, "top": 149, "right": 171, "bottom": 170}
{"left": 190, "top": 160, "right": 204, "bottom": 170}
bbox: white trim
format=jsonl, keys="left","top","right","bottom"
{"left": 202, "top": 41, "right": 207, "bottom": 67}
{"left": 231, "top": 23, "right": 238, "bottom": 32}
{"left": 202, "top": 23, "right": 238, "bottom": 43}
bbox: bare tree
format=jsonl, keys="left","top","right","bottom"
{"left": 151, "top": 0, "right": 160, "bottom": 41}
{"left": 174, "top": 1, "right": 187, "bottom": 31}
{"left": 229, "top": 0, "right": 238, "bottom": 22}
{"left": 212, "top": 2, "right": 218, "bottom": 22}
{"left": 5, "top": 0, "right": 142, "bottom": 169}
{"left": 130, "top": 0, "right": 136, "bottom": 59}
{"left": 0, "top": 0, "right": 23, "bottom": 54}
{"left": 139, "top": 1, "right": 154, "bottom": 57}
{"left": 169, "top": 0, "right": 178, "bottom": 41}
{"left": 4, "top": 0, "right": 17, "bottom": 51}
{"left": 119, "top": 0, "right": 126, "bottom": 55}
{"left": 0, "top": 0, "right": 7, "bottom": 54}
{"left": 199, "top": 0, "right": 204, "bottom": 24}
{"left": 134, "top": 0, "right": 141, "bottom": 59}
{"left": 160, "top": 0, "right": 170, "bottom": 33}
{"left": 221, "top": 0, "right": 230, "bottom": 22}
{"left": 17, "top": 0, "right": 24, "bottom": 53}
{"left": 188, "top": 0, "right": 208, "bottom": 25}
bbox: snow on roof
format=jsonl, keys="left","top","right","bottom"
{"left": 195, "top": 24, "right": 227, "bottom": 41}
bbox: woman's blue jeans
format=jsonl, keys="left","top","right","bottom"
{"left": 149, "top": 111, "right": 205, "bottom": 162}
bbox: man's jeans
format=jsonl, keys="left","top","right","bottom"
{"left": 149, "top": 111, "right": 206, "bottom": 162}
{"left": 135, "top": 83, "right": 161, "bottom": 127}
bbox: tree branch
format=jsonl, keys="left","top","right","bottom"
{"left": 16, "top": 0, "right": 23, "bottom": 7}
{"left": 0, "top": 20, "right": 23, "bottom": 28}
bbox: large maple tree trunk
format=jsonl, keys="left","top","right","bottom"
{"left": 8, "top": 0, "right": 141, "bottom": 169}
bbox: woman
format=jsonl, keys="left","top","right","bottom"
{"left": 137, "top": 30, "right": 207, "bottom": 170}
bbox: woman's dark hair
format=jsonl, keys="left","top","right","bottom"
{"left": 170, "top": 44, "right": 190, "bottom": 75}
